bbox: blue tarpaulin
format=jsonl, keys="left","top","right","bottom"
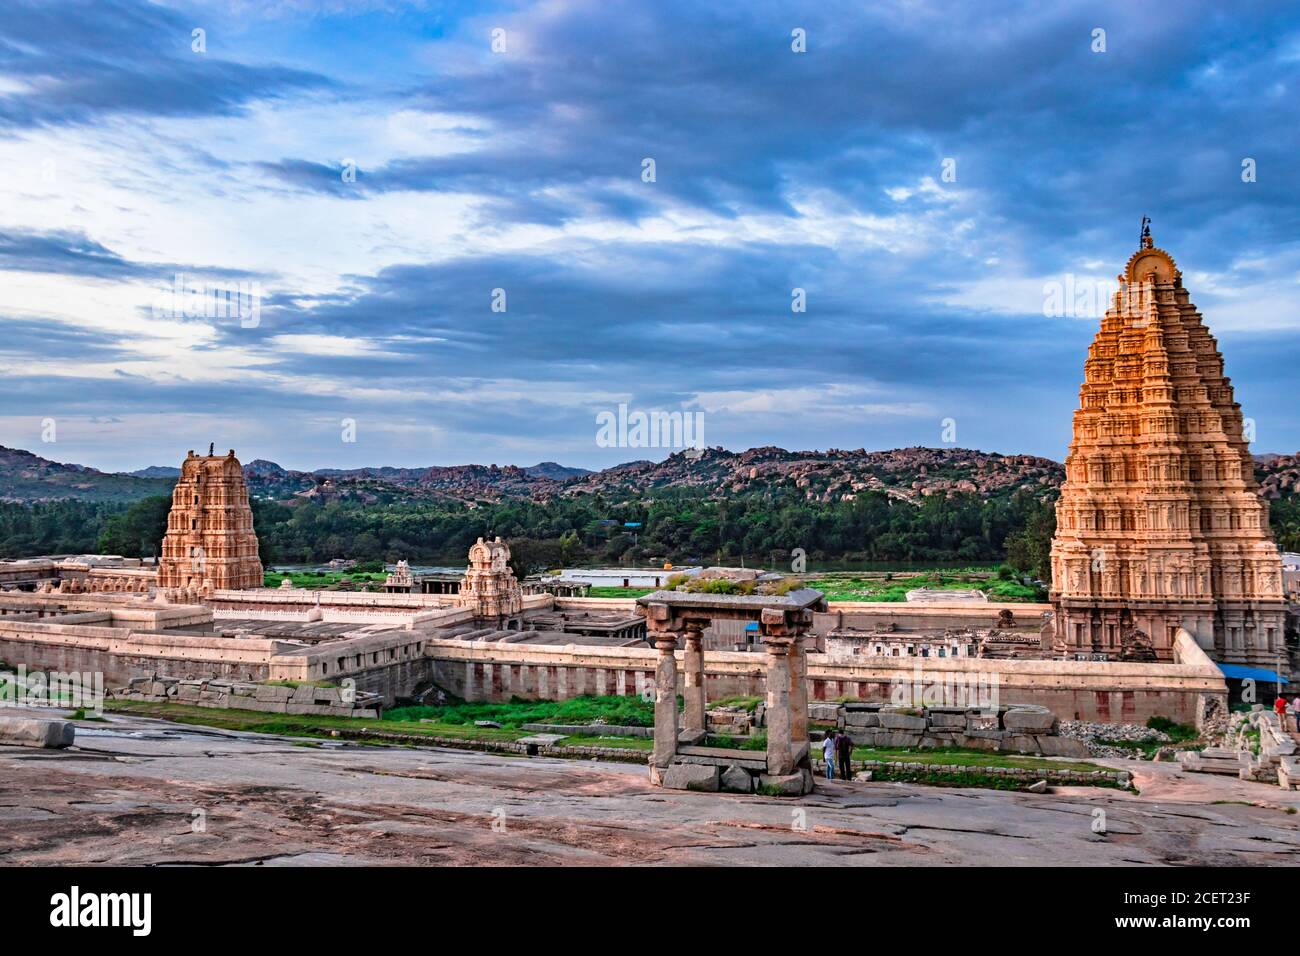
{"left": 1217, "top": 664, "right": 1289, "bottom": 685}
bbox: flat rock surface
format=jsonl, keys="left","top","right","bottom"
{"left": 2, "top": 709, "right": 1299, "bottom": 866}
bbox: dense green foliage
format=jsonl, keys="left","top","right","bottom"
{"left": 243, "top": 486, "right": 1061, "bottom": 574}
{"left": 0, "top": 486, "right": 1060, "bottom": 579}
{"left": 0, "top": 500, "right": 126, "bottom": 556}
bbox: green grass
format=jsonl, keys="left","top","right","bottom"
{"left": 846, "top": 745, "right": 1110, "bottom": 774}
{"left": 106, "top": 699, "right": 529, "bottom": 742}
{"left": 586, "top": 586, "right": 656, "bottom": 598}
{"left": 385, "top": 694, "right": 657, "bottom": 729}
{"left": 862, "top": 766, "right": 1123, "bottom": 791}
{"left": 711, "top": 695, "right": 762, "bottom": 713}
{"left": 105, "top": 699, "right": 661, "bottom": 755}
{"left": 804, "top": 571, "right": 1043, "bottom": 603}
{"left": 263, "top": 571, "right": 389, "bottom": 589}
{"left": 556, "top": 734, "right": 653, "bottom": 750}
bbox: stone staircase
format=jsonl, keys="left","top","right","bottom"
{"left": 1181, "top": 708, "right": 1300, "bottom": 790}
{"left": 1176, "top": 747, "right": 1244, "bottom": 776}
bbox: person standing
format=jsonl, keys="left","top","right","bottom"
{"left": 821, "top": 731, "right": 836, "bottom": 780}
{"left": 836, "top": 729, "right": 854, "bottom": 781}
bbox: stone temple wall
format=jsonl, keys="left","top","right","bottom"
{"left": 426, "top": 634, "right": 1226, "bottom": 726}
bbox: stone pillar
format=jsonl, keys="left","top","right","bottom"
{"left": 789, "top": 634, "right": 808, "bottom": 749}
{"left": 764, "top": 638, "right": 794, "bottom": 776}
{"left": 682, "top": 627, "right": 706, "bottom": 738}
{"left": 651, "top": 635, "right": 680, "bottom": 771}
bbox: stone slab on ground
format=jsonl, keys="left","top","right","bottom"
{"left": 0, "top": 717, "right": 75, "bottom": 748}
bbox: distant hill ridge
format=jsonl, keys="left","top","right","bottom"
{"left": 2, "top": 443, "right": 1297, "bottom": 507}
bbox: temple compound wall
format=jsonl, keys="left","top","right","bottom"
{"left": 427, "top": 628, "right": 1225, "bottom": 727}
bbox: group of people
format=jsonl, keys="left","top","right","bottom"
{"left": 820, "top": 728, "right": 855, "bottom": 781}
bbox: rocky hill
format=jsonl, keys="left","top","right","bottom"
{"left": 7, "top": 443, "right": 1300, "bottom": 508}
{"left": 0, "top": 446, "right": 172, "bottom": 503}
{"left": 559, "top": 446, "right": 1064, "bottom": 504}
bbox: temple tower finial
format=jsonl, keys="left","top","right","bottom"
{"left": 1140, "top": 215, "right": 1152, "bottom": 249}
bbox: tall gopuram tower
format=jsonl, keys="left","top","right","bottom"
{"left": 1050, "top": 229, "right": 1287, "bottom": 669}
{"left": 157, "top": 447, "right": 264, "bottom": 591}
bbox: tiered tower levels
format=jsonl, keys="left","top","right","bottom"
{"left": 157, "top": 449, "right": 264, "bottom": 591}
{"left": 1050, "top": 241, "right": 1286, "bottom": 668}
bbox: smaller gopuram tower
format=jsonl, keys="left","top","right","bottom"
{"left": 157, "top": 447, "right": 264, "bottom": 591}
{"left": 459, "top": 537, "right": 523, "bottom": 627}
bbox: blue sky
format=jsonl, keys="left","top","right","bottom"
{"left": 1, "top": 0, "right": 1298, "bottom": 472}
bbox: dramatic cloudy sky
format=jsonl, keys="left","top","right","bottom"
{"left": 1, "top": 0, "right": 1298, "bottom": 472}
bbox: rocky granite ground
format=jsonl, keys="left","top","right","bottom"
{"left": 2, "top": 708, "right": 1298, "bottom": 866}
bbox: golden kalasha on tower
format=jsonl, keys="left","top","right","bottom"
{"left": 1050, "top": 224, "right": 1287, "bottom": 669}
{"left": 157, "top": 446, "right": 264, "bottom": 591}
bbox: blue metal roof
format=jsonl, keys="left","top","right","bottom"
{"left": 1217, "top": 663, "right": 1290, "bottom": 685}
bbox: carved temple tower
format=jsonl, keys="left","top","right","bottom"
{"left": 1050, "top": 231, "right": 1287, "bottom": 669}
{"left": 458, "top": 537, "right": 523, "bottom": 627}
{"left": 157, "top": 448, "right": 264, "bottom": 591}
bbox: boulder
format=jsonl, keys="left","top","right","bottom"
{"left": 720, "top": 765, "right": 754, "bottom": 793}
{"left": 661, "top": 763, "right": 721, "bottom": 792}
{"left": 1003, "top": 706, "right": 1058, "bottom": 734}
{"left": 957, "top": 734, "right": 1001, "bottom": 752}
{"left": 853, "top": 770, "right": 874, "bottom": 782}
{"left": 1026, "top": 780, "right": 1048, "bottom": 794}
{"left": 875, "top": 732, "right": 924, "bottom": 748}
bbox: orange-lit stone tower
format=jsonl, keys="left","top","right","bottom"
{"left": 157, "top": 448, "right": 263, "bottom": 591}
{"left": 1050, "top": 230, "right": 1287, "bottom": 669}
{"left": 458, "top": 537, "right": 523, "bottom": 626}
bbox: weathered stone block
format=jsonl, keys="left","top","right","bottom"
{"left": 808, "top": 703, "right": 839, "bottom": 722}
{"left": 875, "top": 731, "right": 923, "bottom": 748}
{"left": 927, "top": 710, "right": 967, "bottom": 729}
{"left": 879, "top": 712, "right": 927, "bottom": 732}
{"left": 255, "top": 684, "right": 294, "bottom": 702}
{"left": 1003, "top": 706, "right": 1057, "bottom": 733}
{"left": 957, "top": 734, "right": 1000, "bottom": 751}
{"left": 758, "top": 769, "right": 813, "bottom": 796}
{"left": 1035, "top": 735, "right": 1091, "bottom": 758}
{"left": 0, "top": 717, "right": 75, "bottom": 748}
{"left": 844, "top": 711, "right": 880, "bottom": 728}
{"left": 720, "top": 765, "right": 754, "bottom": 793}
{"left": 1000, "top": 734, "right": 1039, "bottom": 753}
{"left": 661, "top": 763, "right": 720, "bottom": 792}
